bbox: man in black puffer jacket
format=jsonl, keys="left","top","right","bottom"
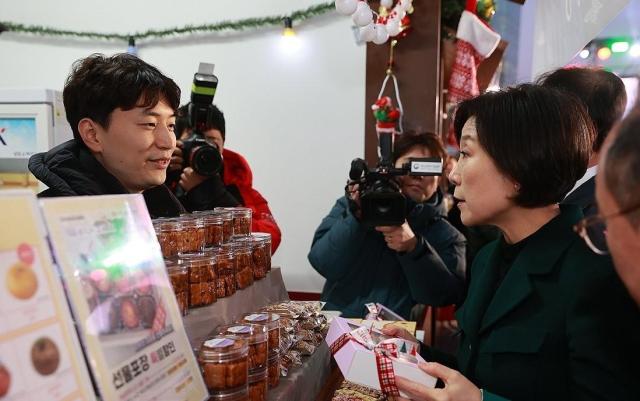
{"left": 28, "top": 53, "right": 184, "bottom": 218}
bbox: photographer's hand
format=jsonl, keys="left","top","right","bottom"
{"left": 179, "top": 167, "right": 208, "bottom": 192}
{"left": 375, "top": 222, "right": 417, "bottom": 253}
{"left": 169, "top": 140, "right": 184, "bottom": 173}
{"left": 346, "top": 182, "right": 362, "bottom": 219}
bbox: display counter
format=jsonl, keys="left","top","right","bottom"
{"left": 182, "top": 267, "right": 332, "bottom": 401}
{"left": 183, "top": 267, "right": 289, "bottom": 347}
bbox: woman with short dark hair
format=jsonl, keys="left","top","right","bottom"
{"left": 385, "top": 85, "right": 640, "bottom": 401}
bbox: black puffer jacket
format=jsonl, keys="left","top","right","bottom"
{"left": 28, "top": 139, "right": 184, "bottom": 218}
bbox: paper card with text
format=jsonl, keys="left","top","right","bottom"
{"left": 40, "top": 194, "right": 207, "bottom": 401}
{"left": 0, "top": 189, "right": 96, "bottom": 400}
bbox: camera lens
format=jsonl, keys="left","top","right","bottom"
{"left": 191, "top": 145, "right": 222, "bottom": 176}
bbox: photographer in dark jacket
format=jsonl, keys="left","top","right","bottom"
{"left": 308, "top": 132, "right": 466, "bottom": 319}
{"left": 28, "top": 53, "right": 184, "bottom": 218}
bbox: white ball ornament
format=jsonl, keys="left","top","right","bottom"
{"left": 386, "top": 17, "right": 401, "bottom": 36}
{"left": 352, "top": 2, "right": 374, "bottom": 27}
{"left": 381, "top": 0, "right": 394, "bottom": 8}
{"left": 373, "top": 24, "right": 390, "bottom": 44}
{"left": 335, "top": 0, "right": 358, "bottom": 15}
{"left": 359, "top": 23, "right": 376, "bottom": 42}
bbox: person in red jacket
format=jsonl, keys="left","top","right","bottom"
{"left": 168, "top": 104, "right": 282, "bottom": 253}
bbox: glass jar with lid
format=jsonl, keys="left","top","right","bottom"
{"left": 250, "top": 233, "right": 272, "bottom": 279}
{"left": 198, "top": 335, "right": 249, "bottom": 393}
{"left": 177, "top": 215, "right": 206, "bottom": 254}
{"left": 153, "top": 218, "right": 182, "bottom": 258}
{"left": 215, "top": 323, "right": 268, "bottom": 371}
{"left": 178, "top": 252, "right": 216, "bottom": 307}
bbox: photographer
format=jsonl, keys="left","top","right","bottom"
{"left": 308, "top": 132, "right": 466, "bottom": 319}
{"left": 169, "top": 104, "right": 282, "bottom": 252}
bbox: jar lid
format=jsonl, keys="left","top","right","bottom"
{"left": 178, "top": 252, "right": 216, "bottom": 267}
{"left": 178, "top": 215, "right": 205, "bottom": 227}
{"left": 230, "top": 237, "right": 252, "bottom": 251}
{"left": 216, "top": 207, "right": 252, "bottom": 217}
{"left": 248, "top": 367, "right": 268, "bottom": 382}
{"left": 249, "top": 233, "right": 271, "bottom": 245}
{"left": 216, "top": 323, "right": 267, "bottom": 344}
{"left": 199, "top": 335, "right": 248, "bottom": 362}
{"left": 165, "top": 259, "right": 187, "bottom": 274}
{"left": 154, "top": 218, "right": 182, "bottom": 231}
{"left": 191, "top": 210, "right": 217, "bottom": 216}
{"left": 203, "top": 214, "right": 224, "bottom": 224}
{"left": 240, "top": 312, "right": 280, "bottom": 330}
{"left": 212, "top": 245, "right": 234, "bottom": 259}
{"left": 211, "top": 209, "right": 233, "bottom": 221}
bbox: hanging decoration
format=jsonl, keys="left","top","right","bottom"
{"left": 335, "top": 0, "right": 414, "bottom": 45}
{"left": 372, "top": 39, "right": 404, "bottom": 135}
{"left": 0, "top": 2, "right": 334, "bottom": 43}
{"left": 446, "top": 0, "right": 501, "bottom": 147}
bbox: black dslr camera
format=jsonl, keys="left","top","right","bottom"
{"left": 349, "top": 131, "right": 443, "bottom": 227}
{"left": 181, "top": 63, "right": 222, "bottom": 177}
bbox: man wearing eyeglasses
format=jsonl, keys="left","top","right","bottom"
{"left": 594, "top": 109, "right": 640, "bottom": 306}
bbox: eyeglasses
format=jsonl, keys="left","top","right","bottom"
{"left": 574, "top": 202, "right": 640, "bottom": 255}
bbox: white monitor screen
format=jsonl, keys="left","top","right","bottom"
{"left": 0, "top": 117, "right": 38, "bottom": 158}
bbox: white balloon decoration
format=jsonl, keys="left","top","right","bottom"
{"left": 372, "top": 23, "right": 390, "bottom": 44}
{"left": 352, "top": 1, "right": 374, "bottom": 27}
{"left": 359, "top": 23, "right": 376, "bottom": 42}
{"left": 380, "top": 0, "right": 394, "bottom": 8}
{"left": 386, "top": 17, "right": 401, "bottom": 36}
{"left": 335, "top": 0, "right": 358, "bottom": 15}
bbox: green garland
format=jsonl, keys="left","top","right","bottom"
{"left": 0, "top": 1, "right": 334, "bottom": 42}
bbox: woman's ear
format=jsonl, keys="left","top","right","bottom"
{"left": 77, "top": 118, "right": 103, "bottom": 153}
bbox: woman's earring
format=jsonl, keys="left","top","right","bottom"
{"left": 514, "top": 183, "right": 521, "bottom": 192}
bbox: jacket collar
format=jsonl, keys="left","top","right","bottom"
{"left": 459, "top": 205, "right": 583, "bottom": 335}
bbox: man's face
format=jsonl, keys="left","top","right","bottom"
{"left": 204, "top": 128, "right": 224, "bottom": 155}
{"left": 92, "top": 99, "right": 176, "bottom": 193}
{"left": 596, "top": 163, "right": 640, "bottom": 305}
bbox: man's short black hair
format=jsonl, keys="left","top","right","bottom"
{"left": 604, "top": 109, "right": 640, "bottom": 225}
{"left": 454, "top": 84, "right": 595, "bottom": 208}
{"left": 174, "top": 103, "right": 226, "bottom": 141}
{"left": 537, "top": 67, "right": 626, "bottom": 152}
{"left": 393, "top": 131, "right": 446, "bottom": 162}
{"left": 64, "top": 53, "right": 181, "bottom": 142}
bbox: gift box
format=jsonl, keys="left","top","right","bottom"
{"left": 347, "top": 319, "right": 417, "bottom": 336}
{"left": 326, "top": 317, "right": 436, "bottom": 397}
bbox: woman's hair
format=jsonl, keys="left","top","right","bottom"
{"left": 453, "top": 84, "right": 594, "bottom": 208}
{"left": 392, "top": 131, "right": 446, "bottom": 162}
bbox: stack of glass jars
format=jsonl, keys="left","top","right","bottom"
{"left": 206, "top": 248, "right": 236, "bottom": 298}
{"left": 215, "top": 207, "right": 252, "bottom": 237}
{"left": 215, "top": 323, "right": 268, "bottom": 399}
{"left": 238, "top": 312, "right": 280, "bottom": 391}
{"left": 198, "top": 335, "right": 249, "bottom": 400}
